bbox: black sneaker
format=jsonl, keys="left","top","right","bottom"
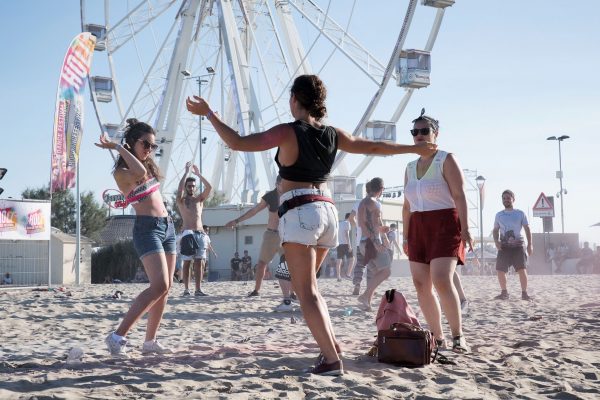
{"left": 309, "top": 357, "right": 344, "bottom": 376}
{"left": 494, "top": 291, "right": 509, "bottom": 300}
{"left": 195, "top": 290, "right": 208, "bottom": 297}
{"left": 247, "top": 290, "right": 259, "bottom": 297}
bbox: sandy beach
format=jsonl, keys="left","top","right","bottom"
{"left": 0, "top": 274, "right": 598, "bottom": 399}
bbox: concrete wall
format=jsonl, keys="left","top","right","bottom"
{"left": 201, "top": 198, "right": 405, "bottom": 281}
{"left": 50, "top": 232, "right": 92, "bottom": 285}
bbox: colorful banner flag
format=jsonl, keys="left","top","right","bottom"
{"left": 0, "top": 199, "right": 51, "bottom": 240}
{"left": 50, "top": 33, "right": 96, "bottom": 192}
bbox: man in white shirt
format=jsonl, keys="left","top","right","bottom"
{"left": 493, "top": 190, "right": 533, "bottom": 301}
{"left": 335, "top": 213, "right": 354, "bottom": 281}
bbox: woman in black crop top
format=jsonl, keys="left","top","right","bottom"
{"left": 187, "top": 74, "right": 436, "bottom": 375}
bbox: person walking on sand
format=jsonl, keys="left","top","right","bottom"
{"left": 176, "top": 162, "right": 213, "bottom": 296}
{"left": 493, "top": 190, "right": 533, "bottom": 300}
{"left": 335, "top": 213, "right": 354, "bottom": 280}
{"left": 356, "top": 178, "right": 393, "bottom": 311}
{"left": 226, "top": 176, "right": 297, "bottom": 311}
{"left": 402, "top": 109, "right": 472, "bottom": 353}
{"left": 350, "top": 180, "right": 381, "bottom": 295}
{"left": 95, "top": 119, "right": 175, "bottom": 357}
{"left": 186, "top": 74, "right": 436, "bottom": 375}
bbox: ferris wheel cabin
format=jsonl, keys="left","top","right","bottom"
{"left": 91, "top": 76, "right": 113, "bottom": 103}
{"left": 363, "top": 120, "right": 397, "bottom": 143}
{"left": 396, "top": 49, "right": 431, "bottom": 89}
{"left": 421, "top": 0, "right": 455, "bottom": 8}
{"left": 84, "top": 24, "right": 107, "bottom": 51}
{"left": 102, "top": 123, "right": 122, "bottom": 141}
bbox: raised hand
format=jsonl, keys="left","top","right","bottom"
{"left": 225, "top": 220, "right": 237, "bottom": 229}
{"left": 94, "top": 133, "right": 117, "bottom": 150}
{"left": 185, "top": 161, "right": 193, "bottom": 173}
{"left": 186, "top": 96, "right": 211, "bottom": 116}
{"left": 192, "top": 164, "right": 201, "bottom": 176}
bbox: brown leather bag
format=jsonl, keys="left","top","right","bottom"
{"left": 377, "top": 322, "right": 436, "bottom": 367}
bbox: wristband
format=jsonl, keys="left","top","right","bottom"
{"left": 206, "top": 111, "right": 215, "bottom": 121}
{"left": 115, "top": 144, "right": 123, "bottom": 152}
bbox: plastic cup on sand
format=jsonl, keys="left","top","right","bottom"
{"left": 66, "top": 347, "right": 84, "bottom": 364}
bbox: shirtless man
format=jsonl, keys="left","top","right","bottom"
{"left": 176, "top": 161, "right": 212, "bottom": 296}
{"left": 356, "top": 177, "right": 392, "bottom": 311}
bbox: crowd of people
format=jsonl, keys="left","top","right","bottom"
{"left": 95, "top": 74, "right": 596, "bottom": 376}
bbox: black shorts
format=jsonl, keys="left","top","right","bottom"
{"left": 496, "top": 247, "right": 527, "bottom": 272}
{"left": 336, "top": 244, "right": 354, "bottom": 259}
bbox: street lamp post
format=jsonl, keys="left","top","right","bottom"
{"left": 475, "top": 175, "right": 486, "bottom": 270}
{"left": 546, "top": 135, "right": 570, "bottom": 233}
{"left": 181, "top": 67, "right": 215, "bottom": 175}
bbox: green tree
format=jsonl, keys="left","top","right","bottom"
{"left": 80, "top": 192, "right": 108, "bottom": 242}
{"left": 21, "top": 186, "right": 107, "bottom": 241}
{"left": 91, "top": 240, "right": 142, "bottom": 283}
{"left": 205, "top": 191, "right": 227, "bottom": 208}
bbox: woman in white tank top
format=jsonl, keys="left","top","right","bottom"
{"left": 402, "top": 109, "right": 473, "bottom": 354}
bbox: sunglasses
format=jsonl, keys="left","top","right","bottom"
{"left": 137, "top": 139, "right": 159, "bottom": 151}
{"left": 410, "top": 127, "right": 431, "bottom": 136}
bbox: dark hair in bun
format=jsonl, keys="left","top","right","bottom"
{"left": 412, "top": 108, "right": 439, "bottom": 133}
{"left": 290, "top": 75, "right": 327, "bottom": 120}
{"left": 113, "top": 118, "right": 162, "bottom": 180}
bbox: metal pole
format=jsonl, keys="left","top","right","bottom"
{"left": 479, "top": 188, "right": 484, "bottom": 269}
{"left": 198, "top": 78, "right": 203, "bottom": 175}
{"left": 558, "top": 140, "right": 565, "bottom": 234}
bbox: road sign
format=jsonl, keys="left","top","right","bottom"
{"left": 532, "top": 192, "right": 554, "bottom": 217}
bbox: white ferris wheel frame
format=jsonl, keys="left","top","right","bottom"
{"left": 81, "top": 0, "right": 449, "bottom": 202}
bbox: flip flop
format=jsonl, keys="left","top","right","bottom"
{"left": 452, "top": 335, "right": 470, "bottom": 354}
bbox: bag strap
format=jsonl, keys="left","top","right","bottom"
{"left": 385, "top": 289, "right": 395, "bottom": 303}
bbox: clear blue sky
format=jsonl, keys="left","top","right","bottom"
{"left": 1, "top": 1, "right": 599, "bottom": 245}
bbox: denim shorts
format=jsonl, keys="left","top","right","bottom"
{"left": 132, "top": 216, "right": 177, "bottom": 260}
{"left": 279, "top": 189, "right": 338, "bottom": 248}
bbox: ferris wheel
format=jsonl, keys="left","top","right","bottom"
{"left": 80, "top": 0, "right": 454, "bottom": 203}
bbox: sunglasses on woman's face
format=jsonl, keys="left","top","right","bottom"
{"left": 410, "top": 127, "right": 431, "bottom": 137}
{"left": 137, "top": 139, "right": 159, "bottom": 151}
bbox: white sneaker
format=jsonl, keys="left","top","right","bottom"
{"left": 274, "top": 301, "right": 294, "bottom": 312}
{"left": 105, "top": 333, "right": 129, "bottom": 358}
{"left": 460, "top": 299, "right": 470, "bottom": 316}
{"left": 141, "top": 340, "right": 173, "bottom": 355}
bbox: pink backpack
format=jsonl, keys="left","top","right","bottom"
{"left": 375, "top": 289, "right": 420, "bottom": 331}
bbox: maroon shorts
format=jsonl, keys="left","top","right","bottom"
{"left": 407, "top": 208, "right": 465, "bottom": 265}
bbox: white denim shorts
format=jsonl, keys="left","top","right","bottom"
{"left": 278, "top": 189, "right": 338, "bottom": 248}
{"left": 178, "top": 229, "right": 209, "bottom": 261}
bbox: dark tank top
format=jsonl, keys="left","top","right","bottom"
{"left": 275, "top": 120, "right": 338, "bottom": 184}
{"left": 262, "top": 189, "right": 279, "bottom": 212}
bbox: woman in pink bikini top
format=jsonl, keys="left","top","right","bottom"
{"left": 94, "top": 118, "right": 176, "bottom": 358}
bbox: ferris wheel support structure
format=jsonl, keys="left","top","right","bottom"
{"left": 153, "top": 0, "right": 202, "bottom": 181}
{"left": 82, "top": 1, "right": 449, "bottom": 205}
{"left": 333, "top": 0, "right": 419, "bottom": 171}
{"left": 351, "top": 7, "right": 447, "bottom": 178}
